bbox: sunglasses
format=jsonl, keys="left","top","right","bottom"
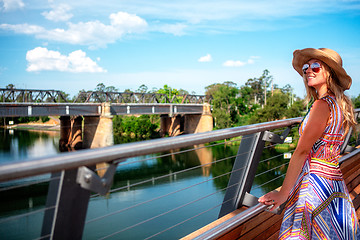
{"left": 302, "top": 62, "right": 321, "bottom": 74}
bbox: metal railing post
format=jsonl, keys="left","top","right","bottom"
{"left": 218, "top": 132, "right": 265, "bottom": 218}
{"left": 41, "top": 169, "right": 91, "bottom": 240}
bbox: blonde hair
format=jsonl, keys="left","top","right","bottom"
{"left": 302, "top": 61, "right": 356, "bottom": 134}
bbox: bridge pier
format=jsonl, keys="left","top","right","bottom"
{"left": 59, "top": 116, "right": 83, "bottom": 151}
{"left": 184, "top": 103, "right": 213, "bottom": 134}
{"left": 160, "top": 103, "right": 213, "bottom": 137}
{"left": 61, "top": 103, "right": 111, "bottom": 149}
{"left": 83, "top": 103, "right": 114, "bottom": 177}
{"left": 160, "top": 115, "right": 183, "bottom": 137}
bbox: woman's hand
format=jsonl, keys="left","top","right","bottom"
{"left": 258, "top": 191, "right": 288, "bottom": 212}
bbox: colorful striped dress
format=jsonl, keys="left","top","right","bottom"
{"left": 279, "top": 95, "right": 360, "bottom": 239}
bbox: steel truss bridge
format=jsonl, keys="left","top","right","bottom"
{"left": 0, "top": 88, "right": 211, "bottom": 117}
{"left": 0, "top": 88, "right": 211, "bottom": 104}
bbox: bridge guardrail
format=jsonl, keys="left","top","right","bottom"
{"left": 0, "top": 88, "right": 212, "bottom": 104}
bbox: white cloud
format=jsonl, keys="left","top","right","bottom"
{"left": 0, "top": 11, "right": 148, "bottom": 48}
{"left": 198, "top": 54, "right": 212, "bottom": 62}
{"left": 223, "top": 60, "right": 246, "bottom": 67}
{"left": 223, "top": 56, "right": 260, "bottom": 67}
{"left": 26, "top": 47, "right": 107, "bottom": 73}
{"left": 0, "top": 23, "right": 45, "bottom": 34}
{"left": 110, "top": 11, "right": 147, "bottom": 31}
{"left": 42, "top": 4, "right": 73, "bottom": 22}
{"left": 1, "top": 0, "right": 24, "bottom": 11}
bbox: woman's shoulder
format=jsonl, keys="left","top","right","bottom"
{"left": 312, "top": 98, "right": 330, "bottom": 111}
{"left": 309, "top": 99, "right": 331, "bottom": 120}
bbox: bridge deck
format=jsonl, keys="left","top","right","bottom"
{"left": 0, "top": 102, "right": 205, "bottom": 117}
{"left": 183, "top": 149, "right": 360, "bottom": 240}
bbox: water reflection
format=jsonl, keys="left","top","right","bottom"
{"left": 0, "top": 128, "right": 60, "bottom": 163}
{"left": 194, "top": 144, "right": 213, "bottom": 177}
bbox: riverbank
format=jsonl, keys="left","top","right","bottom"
{"left": 5, "top": 117, "right": 60, "bottom": 131}
{"left": 7, "top": 123, "right": 60, "bottom": 131}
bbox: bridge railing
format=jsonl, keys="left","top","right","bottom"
{"left": 73, "top": 91, "right": 212, "bottom": 104}
{"left": 0, "top": 88, "right": 68, "bottom": 103}
{"left": 0, "top": 88, "right": 212, "bottom": 104}
{"left": 0, "top": 110, "right": 359, "bottom": 239}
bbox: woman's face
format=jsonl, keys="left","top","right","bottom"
{"left": 303, "top": 59, "right": 328, "bottom": 92}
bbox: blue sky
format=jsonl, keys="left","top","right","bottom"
{"left": 0, "top": 0, "right": 359, "bottom": 98}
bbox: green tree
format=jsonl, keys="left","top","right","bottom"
{"left": 113, "top": 115, "right": 159, "bottom": 140}
{"left": 6, "top": 84, "right": 15, "bottom": 89}
{"left": 250, "top": 90, "right": 289, "bottom": 123}
{"left": 245, "top": 69, "right": 272, "bottom": 106}
{"left": 137, "top": 84, "right": 148, "bottom": 93}
{"left": 157, "top": 85, "right": 179, "bottom": 96}
{"left": 93, "top": 83, "right": 118, "bottom": 102}
{"left": 105, "top": 86, "right": 118, "bottom": 92}
{"left": 286, "top": 100, "right": 305, "bottom": 118}
{"left": 250, "top": 89, "right": 305, "bottom": 123}
{"left": 155, "top": 85, "right": 182, "bottom": 103}
{"left": 205, "top": 82, "right": 239, "bottom": 129}
{"left": 124, "top": 89, "right": 133, "bottom": 93}
{"left": 95, "top": 83, "right": 106, "bottom": 92}
{"left": 352, "top": 94, "right": 360, "bottom": 108}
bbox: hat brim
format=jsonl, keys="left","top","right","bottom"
{"left": 292, "top": 48, "right": 352, "bottom": 90}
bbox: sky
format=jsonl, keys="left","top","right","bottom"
{"left": 0, "top": 0, "right": 359, "bottom": 99}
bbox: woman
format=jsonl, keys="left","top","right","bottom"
{"left": 258, "top": 48, "right": 359, "bottom": 239}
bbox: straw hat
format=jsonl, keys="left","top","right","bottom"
{"left": 292, "top": 48, "right": 352, "bottom": 90}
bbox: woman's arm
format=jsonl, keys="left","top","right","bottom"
{"left": 258, "top": 99, "right": 330, "bottom": 210}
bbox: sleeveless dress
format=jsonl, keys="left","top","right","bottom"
{"left": 279, "top": 95, "right": 360, "bottom": 239}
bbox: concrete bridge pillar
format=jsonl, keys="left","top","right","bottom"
{"left": 59, "top": 116, "right": 83, "bottom": 151}
{"left": 59, "top": 116, "right": 71, "bottom": 151}
{"left": 160, "top": 103, "right": 213, "bottom": 136}
{"left": 184, "top": 103, "right": 213, "bottom": 134}
{"left": 83, "top": 103, "right": 114, "bottom": 149}
{"left": 160, "top": 114, "right": 182, "bottom": 137}
{"left": 58, "top": 103, "right": 114, "bottom": 149}
{"left": 83, "top": 103, "right": 114, "bottom": 177}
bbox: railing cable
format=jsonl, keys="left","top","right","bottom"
{"left": 111, "top": 135, "right": 249, "bottom": 168}
{"left": 252, "top": 173, "right": 287, "bottom": 191}
{"left": 0, "top": 175, "right": 59, "bottom": 192}
{"left": 99, "top": 181, "right": 241, "bottom": 240}
{"left": 144, "top": 197, "right": 236, "bottom": 240}
{"left": 92, "top": 148, "right": 251, "bottom": 197}
{"left": 255, "top": 161, "right": 289, "bottom": 178}
{"left": 0, "top": 205, "right": 56, "bottom": 224}
{"left": 88, "top": 156, "right": 246, "bottom": 223}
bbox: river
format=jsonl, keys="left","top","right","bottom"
{"left": 0, "top": 128, "right": 289, "bottom": 239}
